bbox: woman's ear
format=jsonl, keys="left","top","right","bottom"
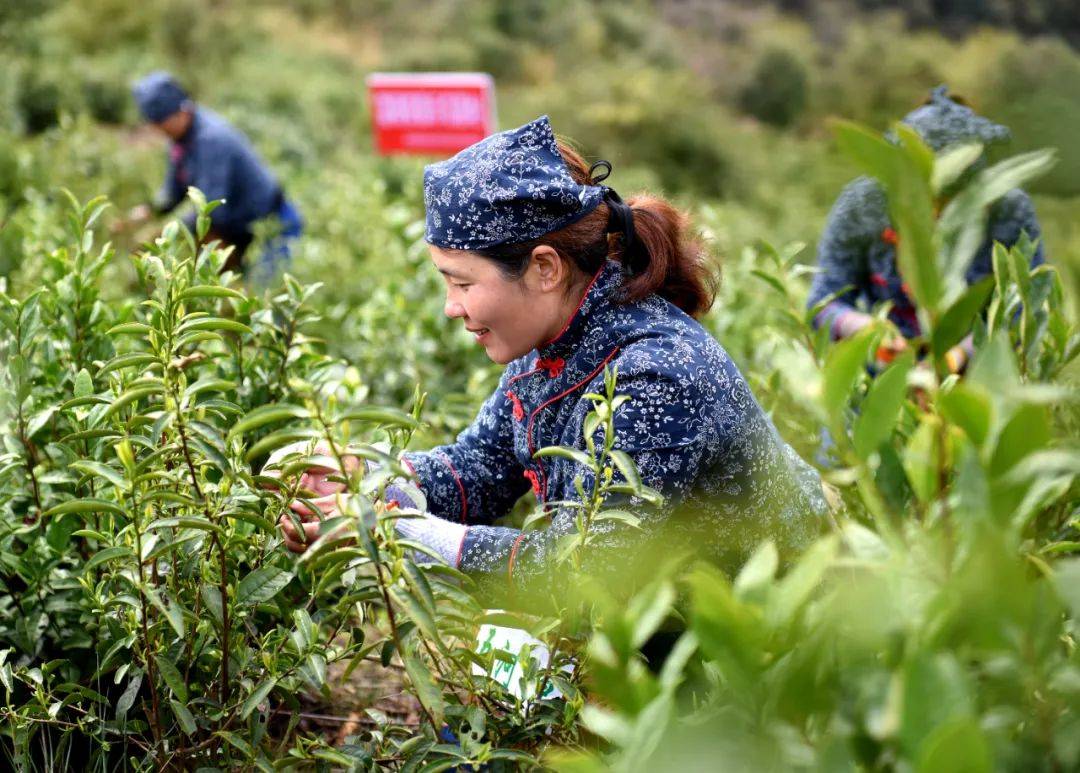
{"left": 528, "top": 245, "right": 567, "bottom": 292}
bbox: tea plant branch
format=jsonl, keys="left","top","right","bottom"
{"left": 168, "top": 380, "right": 234, "bottom": 713}
{"left": 307, "top": 400, "right": 441, "bottom": 733}
{"left": 14, "top": 388, "right": 43, "bottom": 521}
{"left": 129, "top": 486, "right": 165, "bottom": 758}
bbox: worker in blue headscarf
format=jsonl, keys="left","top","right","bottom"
{"left": 807, "top": 86, "right": 1045, "bottom": 374}
{"left": 126, "top": 71, "right": 303, "bottom": 279}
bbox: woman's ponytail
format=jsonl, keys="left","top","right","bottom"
{"left": 618, "top": 193, "right": 715, "bottom": 317}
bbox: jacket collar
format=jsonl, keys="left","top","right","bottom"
{"left": 536, "top": 260, "right": 623, "bottom": 363}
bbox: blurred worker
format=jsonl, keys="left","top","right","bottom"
{"left": 807, "top": 85, "right": 1045, "bottom": 375}
{"left": 127, "top": 71, "right": 302, "bottom": 279}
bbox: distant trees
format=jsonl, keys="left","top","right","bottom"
{"left": 762, "top": 0, "right": 1080, "bottom": 45}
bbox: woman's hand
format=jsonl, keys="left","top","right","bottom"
{"left": 875, "top": 334, "right": 909, "bottom": 366}
{"left": 261, "top": 441, "right": 362, "bottom": 554}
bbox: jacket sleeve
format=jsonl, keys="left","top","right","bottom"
{"left": 807, "top": 178, "right": 877, "bottom": 338}
{"left": 454, "top": 369, "right": 733, "bottom": 598}
{"left": 402, "top": 367, "right": 530, "bottom": 527}
{"left": 968, "top": 188, "right": 1046, "bottom": 284}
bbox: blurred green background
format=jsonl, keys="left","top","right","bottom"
{"left": 1, "top": 0, "right": 1078, "bottom": 408}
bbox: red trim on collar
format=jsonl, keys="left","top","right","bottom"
{"left": 537, "top": 263, "right": 606, "bottom": 352}
{"left": 881, "top": 226, "right": 899, "bottom": 245}
{"left": 507, "top": 365, "right": 540, "bottom": 386}
{"left": 526, "top": 346, "right": 621, "bottom": 500}
{"left": 435, "top": 452, "right": 468, "bottom": 524}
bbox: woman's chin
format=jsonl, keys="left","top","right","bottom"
{"left": 483, "top": 341, "right": 529, "bottom": 365}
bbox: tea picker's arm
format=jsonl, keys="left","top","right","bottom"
{"left": 808, "top": 178, "right": 878, "bottom": 340}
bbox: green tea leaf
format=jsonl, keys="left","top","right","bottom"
{"left": 916, "top": 719, "right": 990, "bottom": 773}
{"left": 170, "top": 699, "right": 197, "bottom": 736}
{"left": 154, "top": 655, "right": 187, "bottom": 703}
{"left": 176, "top": 316, "right": 253, "bottom": 335}
{"left": 43, "top": 498, "right": 126, "bottom": 518}
{"left": 594, "top": 509, "right": 642, "bottom": 528}
{"left": 609, "top": 450, "right": 642, "bottom": 491}
{"left": 228, "top": 403, "right": 309, "bottom": 438}
{"left": 178, "top": 285, "right": 246, "bottom": 302}
{"left": 237, "top": 565, "right": 294, "bottom": 606}
{"left": 240, "top": 679, "right": 277, "bottom": 720}
{"left": 337, "top": 406, "right": 422, "bottom": 429}
{"left": 74, "top": 368, "right": 94, "bottom": 398}
{"left": 823, "top": 326, "right": 876, "bottom": 424}
{"left": 69, "top": 461, "right": 129, "bottom": 491}
{"left": 146, "top": 588, "right": 185, "bottom": 640}
{"left": 402, "top": 648, "right": 445, "bottom": 726}
{"left": 733, "top": 540, "right": 778, "bottom": 600}
{"left": 84, "top": 546, "right": 135, "bottom": 572}
{"left": 938, "top": 384, "right": 993, "bottom": 449}
{"left": 903, "top": 416, "right": 942, "bottom": 504}
{"left": 101, "top": 385, "right": 162, "bottom": 421}
{"left": 932, "top": 277, "right": 993, "bottom": 362}
{"left": 853, "top": 352, "right": 914, "bottom": 460}
{"left": 534, "top": 445, "right": 594, "bottom": 470}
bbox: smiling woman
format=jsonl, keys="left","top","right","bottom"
{"left": 278, "top": 115, "right": 827, "bottom": 602}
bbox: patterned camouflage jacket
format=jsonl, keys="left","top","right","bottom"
{"left": 400, "top": 260, "right": 826, "bottom": 594}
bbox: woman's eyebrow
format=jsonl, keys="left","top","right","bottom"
{"left": 437, "top": 267, "right": 470, "bottom": 280}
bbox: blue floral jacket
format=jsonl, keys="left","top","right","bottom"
{"left": 808, "top": 89, "right": 1044, "bottom": 340}
{"left": 807, "top": 178, "right": 1044, "bottom": 339}
{"left": 402, "top": 261, "right": 826, "bottom": 592}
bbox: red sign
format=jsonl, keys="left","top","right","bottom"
{"left": 366, "top": 73, "right": 497, "bottom": 156}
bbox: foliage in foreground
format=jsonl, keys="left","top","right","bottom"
{"left": 550, "top": 123, "right": 1080, "bottom": 772}
{"left": 0, "top": 194, "right": 587, "bottom": 769}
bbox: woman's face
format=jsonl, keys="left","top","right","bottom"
{"left": 429, "top": 245, "right": 572, "bottom": 364}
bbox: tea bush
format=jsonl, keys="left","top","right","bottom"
{"left": 738, "top": 47, "right": 809, "bottom": 128}
{"left": 0, "top": 122, "right": 1075, "bottom": 770}
{"left": 0, "top": 192, "right": 590, "bottom": 769}
{"left": 548, "top": 124, "right": 1080, "bottom": 772}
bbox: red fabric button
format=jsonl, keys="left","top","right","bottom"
{"left": 523, "top": 469, "right": 541, "bottom": 496}
{"left": 505, "top": 390, "right": 525, "bottom": 420}
{"left": 536, "top": 356, "right": 565, "bottom": 377}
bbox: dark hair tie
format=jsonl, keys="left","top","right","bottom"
{"left": 603, "top": 188, "right": 636, "bottom": 254}
{"left": 588, "top": 159, "right": 612, "bottom": 184}
{"left": 590, "top": 160, "right": 640, "bottom": 271}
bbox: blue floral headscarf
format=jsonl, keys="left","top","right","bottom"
{"left": 899, "top": 85, "right": 1010, "bottom": 152}
{"left": 423, "top": 115, "right": 606, "bottom": 250}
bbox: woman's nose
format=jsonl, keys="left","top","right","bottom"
{"left": 444, "top": 298, "right": 466, "bottom": 319}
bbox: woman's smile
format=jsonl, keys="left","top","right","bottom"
{"left": 466, "top": 325, "right": 491, "bottom": 343}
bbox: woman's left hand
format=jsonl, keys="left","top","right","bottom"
{"left": 261, "top": 441, "right": 361, "bottom": 553}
